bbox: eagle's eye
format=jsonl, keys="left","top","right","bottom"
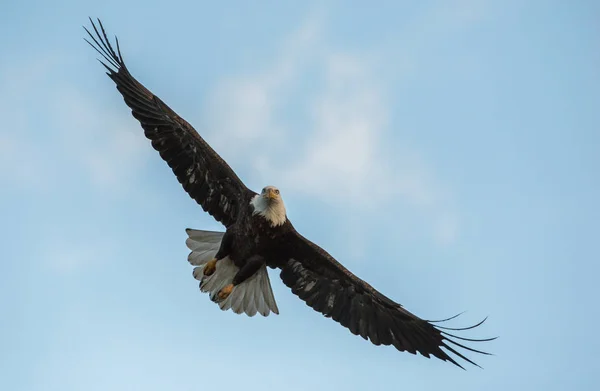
{"left": 262, "top": 188, "right": 266, "bottom": 194}
{"left": 275, "top": 189, "right": 280, "bottom": 195}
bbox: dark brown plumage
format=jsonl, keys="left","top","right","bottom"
{"left": 278, "top": 232, "right": 495, "bottom": 368}
{"left": 85, "top": 18, "right": 495, "bottom": 370}
{"left": 84, "top": 20, "right": 252, "bottom": 227}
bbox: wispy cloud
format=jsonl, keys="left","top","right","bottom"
{"left": 203, "top": 16, "right": 460, "bottom": 245}
{"left": 206, "top": 17, "right": 321, "bottom": 151}
{"left": 0, "top": 55, "right": 151, "bottom": 194}
{"left": 280, "top": 52, "right": 389, "bottom": 201}
{"left": 50, "top": 86, "right": 151, "bottom": 191}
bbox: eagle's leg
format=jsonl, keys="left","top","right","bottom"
{"left": 204, "top": 231, "right": 233, "bottom": 276}
{"left": 203, "top": 259, "right": 218, "bottom": 276}
{"left": 217, "top": 254, "right": 265, "bottom": 300}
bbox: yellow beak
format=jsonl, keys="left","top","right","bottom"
{"left": 266, "top": 189, "right": 277, "bottom": 199}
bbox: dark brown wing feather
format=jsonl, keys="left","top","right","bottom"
{"left": 84, "top": 19, "right": 253, "bottom": 227}
{"left": 280, "top": 229, "right": 496, "bottom": 369}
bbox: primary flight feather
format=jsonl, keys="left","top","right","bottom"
{"left": 84, "top": 18, "right": 495, "bottom": 369}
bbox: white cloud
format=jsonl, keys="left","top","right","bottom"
{"left": 50, "top": 86, "right": 151, "bottom": 191}
{"left": 206, "top": 17, "right": 321, "bottom": 151}
{"left": 203, "top": 17, "right": 460, "bottom": 245}
{"left": 281, "top": 53, "right": 387, "bottom": 200}
{"left": 0, "top": 56, "right": 151, "bottom": 195}
{"left": 0, "top": 54, "right": 156, "bottom": 275}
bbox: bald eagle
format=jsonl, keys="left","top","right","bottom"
{"left": 85, "top": 18, "right": 494, "bottom": 369}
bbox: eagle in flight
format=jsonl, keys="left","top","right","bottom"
{"left": 84, "top": 18, "right": 494, "bottom": 369}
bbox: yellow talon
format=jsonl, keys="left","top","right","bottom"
{"left": 204, "top": 258, "right": 217, "bottom": 276}
{"left": 218, "top": 284, "right": 234, "bottom": 300}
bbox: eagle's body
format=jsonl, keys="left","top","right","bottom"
{"left": 85, "top": 18, "right": 494, "bottom": 369}
{"left": 225, "top": 191, "right": 291, "bottom": 271}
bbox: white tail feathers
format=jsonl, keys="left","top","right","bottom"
{"left": 185, "top": 229, "right": 279, "bottom": 317}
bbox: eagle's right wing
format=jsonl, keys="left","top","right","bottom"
{"left": 85, "top": 19, "right": 253, "bottom": 227}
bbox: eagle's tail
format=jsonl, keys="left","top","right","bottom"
{"left": 185, "top": 229, "right": 279, "bottom": 316}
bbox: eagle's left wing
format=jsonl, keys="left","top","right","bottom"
{"left": 280, "top": 229, "right": 495, "bottom": 369}
{"left": 84, "top": 19, "right": 254, "bottom": 227}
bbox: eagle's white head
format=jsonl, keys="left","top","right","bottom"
{"left": 250, "top": 185, "right": 287, "bottom": 227}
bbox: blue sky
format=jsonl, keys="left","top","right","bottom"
{"left": 1, "top": 0, "right": 598, "bottom": 390}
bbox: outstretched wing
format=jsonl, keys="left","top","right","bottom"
{"left": 84, "top": 19, "right": 253, "bottom": 227}
{"left": 280, "top": 229, "right": 495, "bottom": 369}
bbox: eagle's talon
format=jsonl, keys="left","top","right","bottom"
{"left": 218, "top": 284, "right": 234, "bottom": 300}
{"left": 204, "top": 258, "right": 217, "bottom": 276}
